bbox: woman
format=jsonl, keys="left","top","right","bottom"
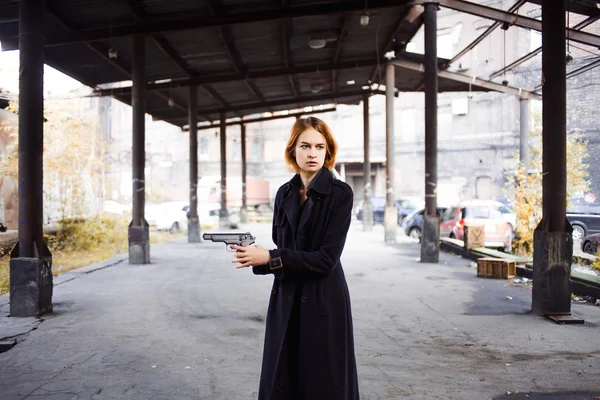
{"left": 231, "top": 117, "right": 359, "bottom": 400}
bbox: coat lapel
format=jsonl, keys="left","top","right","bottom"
{"left": 281, "top": 181, "right": 299, "bottom": 237}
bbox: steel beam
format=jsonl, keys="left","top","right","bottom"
{"left": 532, "top": 0, "right": 573, "bottom": 319}
{"left": 370, "top": 5, "right": 424, "bottom": 84}
{"left": 438, "top": 0, "right": 600, "bottom": 48}
{"left": 156, "top": 89, "right": 382, "bottom": 120}
{"left": 29, "top": 0, "right": 408, "bottom": 47}
{"left": 331, "top": 13, "right": 352, "bottom": 92}
{"left": 519, "top": 98, "right": 530, "bottom": 165}
{"left": 10, "top": 0, "right": 53, "bottom": 318}
{"left": 95, "top": 58, "right": 384, "bottom": 96}
{"left": 489, "top": 15, "right": 600, "bottom": 80}
{"left": 448, "top": 0, "right": 526, "bottom": 66}
{"left": 187, "top": 107, "right": 336, "bottom": 131}
{"left": 240, "top": 123, "right": 248, "bottom": 224}
{"left": 362, "top": 93, "right": 373, "bottom": 231}
{"left": 421, "top": 2, "right": 439, "bottom": 264}
{"left": 129, "top": 34, "right": 150, "bottom": 264}
{"left": 219, "top": 112, "right": 228, "bottom": 228}
{"left": 391, "top": 59, "right": 540, "bottom": 99}
{"left": 16, "top": 0, "right": 44, "bottom": 258}
{"left": 188, "top": 85, "right": 201, "bottom": 242}
{"left": 384, "top": 62, "right": 397, "bottom": 243}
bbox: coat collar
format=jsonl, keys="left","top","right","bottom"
{"left": 288, "top": 167, "right": 333, "bottom": 197}
{"left": 281, "top": 168, "right": 334, "bottom": 237}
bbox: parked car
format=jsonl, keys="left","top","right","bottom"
{"left": 402, "top": 207, "right": 448, "bottom": 242}
{"left": 581, "top": 233, "right": 600, "bottom": 255}
{"left": 146, "top": 201, "right": 189, "bottom": 233}
{"left": 567, "top": 211, "right": 600, "bottom": 241}
{"left": 191, "top": 203, "right": 240, "bottom": 230}
{"left": 440, "top": 201, "right": 513, "bottom": 252}
{"left": 356, "top": 197, "right": 421, "bottom": 225}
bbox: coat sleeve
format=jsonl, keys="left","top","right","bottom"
{"left": 252, "top": 187, "right": 282, "bottom": 276}
{"left": 269, "top": 186, "right": 353, "bottom": 281}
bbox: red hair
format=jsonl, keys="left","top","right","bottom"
{"left": 284, "top": 117, "right": 338, "bottom": 173}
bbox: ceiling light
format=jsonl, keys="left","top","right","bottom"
{"left": 168, "top": 97, "right": 175, "bottom": 107}
{"left": 308, "top": 38, "right": 327, "bottom": 49}
{"left": 108, "top": 47, "right": 118, "bottom": 59}
{"left": 360, "top": 13, "right": 370, "bottom": 27}
{"left": 362, "top": 85, "right": 370, "bottom": 90}
{"left": 310, "top": 84, "right": 324, "bottom": 93}
{"left": 346, "top": 80, "right": 356, "bottom": 85}
{"left": 384, "top": 50, "right": 396, "bottom": 60}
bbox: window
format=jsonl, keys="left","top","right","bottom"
{"left": 199, "top": 138, "right": 208, "bottom": 155}
{"left": 232, "top": 141, "right": 240, "bottom": 162}
{"left": 251, "top": 140, "right": 261, "bottom": 161}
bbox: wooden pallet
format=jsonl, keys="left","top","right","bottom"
{"left": 477, "top": 258, "right": 516, "bottom": 279}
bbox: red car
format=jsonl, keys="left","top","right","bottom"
{"left": 440, "top": 201, "right": 513, "bottom": 252}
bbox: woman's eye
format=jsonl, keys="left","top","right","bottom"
{"left": 301, "top": 145, "right": 308, "bottom": 149}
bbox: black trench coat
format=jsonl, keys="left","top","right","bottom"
{"left": 252, "top": 168, "right": 359, "bottom": 400}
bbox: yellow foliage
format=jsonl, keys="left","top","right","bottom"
{"left": 507, "top": 115, "right": 590, "bottom": 255}
{"left": 0, "top": 216, "right": 185, "bottom": 295}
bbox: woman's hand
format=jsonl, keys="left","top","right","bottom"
{"left": 230, "top": 245, "right": 271, "bottom": 269}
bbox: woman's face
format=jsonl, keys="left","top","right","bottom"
{"left": 295, "top": 128, "right": 327, "bottom": 174}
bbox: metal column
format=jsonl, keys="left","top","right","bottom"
{"left": 363, "top": 93, "right": 373, "bottom": 231}
{"left": 219, "top": 112, "right": 228, "bottom": 228}
{"left": 128, "top": 34, "right": 150, "bottom": 264}
{"left": 421, "top": 2, "right": 440, "bottom": 263}
{"left": 240, "top": 123, "right": 248, "bottom": 224}
{"left": 10, "top": 0, "right": 53, "bottom": 317}
{"left": 384, "top": 63, "right": 397, "bottom": 243}
{"left": 532, "top": 0, "right": 574, "bottom": 319}
{"left": 188, "top": 85, "right": 201, "bottom": 242}
{"left": 519, "top": 98, "right": 530, "bottom": 165}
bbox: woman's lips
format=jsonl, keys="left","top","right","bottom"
{"left": 307, "top": 161, "right": 318, "bottom": 166}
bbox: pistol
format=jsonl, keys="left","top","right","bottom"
{"left": 202, "top": 232, "right": 256, "bottom": 251}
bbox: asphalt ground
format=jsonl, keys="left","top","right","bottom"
{"left": 1, "top": 222, "right": 599, "bottom": 400}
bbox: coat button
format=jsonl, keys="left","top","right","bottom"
{"left": 301, "top": 296, "right": 307, "bottom": 303}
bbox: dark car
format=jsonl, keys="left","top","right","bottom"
{"left": 356, "top": 197, "right": 421, "bottom": 225}
{"left": 402, "top": 207, "right": 448, "bottom": 242}
{"left": 567, "top": 210, "right": 600, "bottom": 240}
{"left": 581, "top": 233, "right": 600, "bottom": 255}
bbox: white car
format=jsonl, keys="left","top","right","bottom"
{"left": 146, "top": 202, "right": 189, "bottom": 233}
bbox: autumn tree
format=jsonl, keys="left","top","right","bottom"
{"left": 507, "top": 115, "right": 590, "bottom": 255}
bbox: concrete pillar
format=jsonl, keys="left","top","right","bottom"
{"left": 128, "top": 34, "right": 150, "bottom": 264}
{"left": 10, "top": 0, "right": 53, "bottom": 317}
{"left": 363, "top": 93, "right": 373, "bottom": 231}
{"left": 421, "top": 2, "right": 440, "bottom": 263}
{"left": 219, "top": 112, "right": 229, "bottom": 228}
{"left": 188, "top": 85, "right": 201, "bottom": 242}
{"left": 240, "top": 123, "right": 248, "bottom": 224}
{"left": 519, "top": 98, "right": 530, "bottom": 165}
{"left": 384, "top": 63, "right": 397, "bottom": 243}
{"left": 532, "top": 0, "right": 573, "bottom": 318}
{"left": 339, "top": 163, "right": 346, "bottom": 182}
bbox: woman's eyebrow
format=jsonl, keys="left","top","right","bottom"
{"left": 299, "top": 141, "right": 326, "bottom": 146}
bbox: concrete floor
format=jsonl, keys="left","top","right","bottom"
{"left": 0, "top": 222, "right": 599, "bottom": 400}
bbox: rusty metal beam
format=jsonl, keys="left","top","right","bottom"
{"left": 22, "top": 0, "right": 405, "bottom": 47}
{"left": 154, "top": 89, "right": 383, "bottom": 119}
{"left": 281, "top": 21, "right": 299, "bottom": 97}
{"left": 392, "top": 59, "right": 540, "bottom": 99}
{"left": 447, "top": 0, "right": 526, "bottom": 66}
{"left": 438, "top": 0, "right": 600, "bottom": 48}
{"left": 331, "top": 13, "right": 352, "bottom": 92}
{"left": 370, "top": 5, "right": 424, "bottom": 84}
{"left": 489, "top": 14, "right": 600, "bottom": 80}
{"left": 95, "top": 57, "right": 387, "bottom": 96}
{"left": 185, "top": 106, "right": 337, "bottom": 131}
{"left": 45, "top": 3, "right": 200, "bottom": 120}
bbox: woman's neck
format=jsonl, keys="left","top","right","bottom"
{"left": 299, "top": 169, "right": 319, "bottom": 190}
